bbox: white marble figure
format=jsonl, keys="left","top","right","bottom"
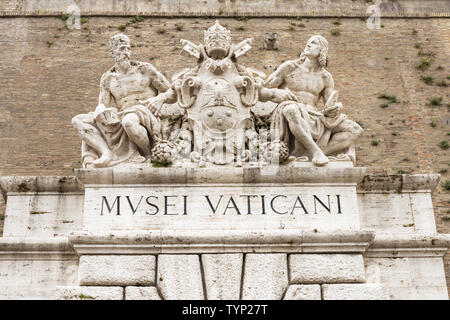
{"left": 72, "top": 27, "right": 363, "bottom": 168}
{"left": 72, "top": 34, "right": 174, "bottom": 168}
{"left": 153, "top": 20, "right": 265, "bottom": 166}
{"left": 260, "top": 35, "right": 363, "bottom": 166}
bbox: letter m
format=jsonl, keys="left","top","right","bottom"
{"left": 101, "top": 196, "right": 121, "bottom": 215}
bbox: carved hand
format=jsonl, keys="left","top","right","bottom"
{"left": 140, "top": 95, "right": 165, "bottom": 117}
{"left": 272, "top": 88, "right": 299, "bottom": 103}
{"left": 94, "top": 107, "right": 120, "bottom": 126}
{"left": 322, "top": 102, "right": 343, "bottom": 118}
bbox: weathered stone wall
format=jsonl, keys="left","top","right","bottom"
{"left": 0, "top": 12, "right": 449, "bottom": 292}
{"left": 1, "top": 0, "right": 450, "bottom": 16}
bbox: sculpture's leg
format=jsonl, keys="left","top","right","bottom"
{"left": 282, "top": 104, "right": 328, "bottom": 166}
{"left": 72, "top": 114, "right": 113, "bottom": 167}
{"left": 325, "top": 120, "right": 363, "bottom": 156}
{"left": 121, "top": 113, "right": 151, "bottom": 157}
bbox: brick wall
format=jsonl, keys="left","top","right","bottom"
{"left": 2, "top": 0, "right": 450, "bottom": 16}
{"left": 0, "top": 15, "right": 449, "bottom": 293}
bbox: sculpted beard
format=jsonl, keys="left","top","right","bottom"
{"left": 116, "top": 51, "right": 131, "bottom": 71}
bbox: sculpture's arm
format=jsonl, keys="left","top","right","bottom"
{"left": 263, "top": 66, "right": 285, "bottom": 89}
{"left": 93, "top": 73, "right": 121, "bottom": 125}
{"left": 260, "top": 62, "right": 298, "bottom": 103}
{"left": 140, "top": 64, "right": 177, "bottom": 116}
{"left": 320, "top": 71, "right": 342, "bottom": 118}
{"left": 320, "top": 70, "right": 335, "bottom": 104}
{"left": 95, "top": 73, "right": 115, "bottom": 113}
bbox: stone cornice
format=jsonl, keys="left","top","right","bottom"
{"left": 1, "top": 172, "right": 442, "bottom": 202}
{"left": 358, "top": 174, "right": 440, "bottom": 191}
{"left": 69, "top": 229, "right": 375, "bottom": 255}
{"left": 366, "top": 234, "right": 450, "bottom": 258}
{"left": 0, "top": 237, "right": 76, "bottom": 260}
{"left": 74, "top": 166, "right": 367, "bottom": 185}
{"left": 1, "top": 12, "right": 449, "bottom": 18}
{"left": 0, "top": 232, "right": 448, "bottom": 257}
{"left": 0, "top": 176, "right": 82, "bottom": 200}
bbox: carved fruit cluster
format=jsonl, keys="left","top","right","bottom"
{"left": 151, "top": 141, "right": 177, "bottom": 166}
{"left": 263, "top": 140, "right": 290, "bottom": 164}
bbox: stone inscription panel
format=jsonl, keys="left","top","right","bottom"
{"left": 83, "top": 185, "right": 360, "bottom": 231}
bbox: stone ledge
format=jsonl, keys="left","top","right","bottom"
{"left": 0, "top": 176, "right": 82, "bottom": 200}
{"left": 366, "top": 234, "right": 450, "bottom": 257}
{"left": 69, "top": 230, "right": 375, "bottom": 255}
{"left": 75, "top": 166, "right": 366, "bottom": 185}
{"left": 0, "top": 237, "right": 76, "bottom": 260}
{"left": 2, "top": 12, "right": 450, "bottom": 18}
{"left": 358, "top": 174, "right": 440, "bottom": 192}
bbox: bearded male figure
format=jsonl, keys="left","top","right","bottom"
{"left": 260, "top": 35, "right": 363, "bottom": 166}
{"left": 72, "top": 34, "right": 173, "bottom": 168}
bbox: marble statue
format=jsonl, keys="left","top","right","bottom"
{"left": 72, "top": 24, "right": 362, "bottom": 168}
{"left": 72, "top": 34, "right": 174, "bottom": 168}
{"left": 263, "top": 33, "right": 278, "bottom": 50}
{"left": 261, "top": 35, "right": 363, "bottom": 166}
{"left": 167, "top": 20, "right": 265, "bottom": 166}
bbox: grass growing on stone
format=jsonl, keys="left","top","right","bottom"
{"left": 421, "top": 76, "right": 433, "bottom": 85}
{"left": 439, "top": 169, "right": 448, "bottom": 174}
{"left": 437, "top": 80, "right": 448, "bottom": 87}
{"left": 416, "top": 59, "right": 431, "bottom": 71}
{"left": 78, "top": 294, "right": 94, "bottom": 300}
{"left": 156, "top": 28, "right": 166, "bottom": 34}
{"left": 442, "top": 180, "right": 450, "bottom": 190}
{"left": 151, "top": 160, "right": 172, "bottom": 167}
{"left": 380, "top": 103, "right": 389, "bottom": 108}
{"left": 417, "top": 50, "right": 436, "bottom": 57}
{"left": 236, "top": 26, "right": 246, "bottom": 31}
{"left": 131, "top": 15, "right": 145, "bottom": 24}
{"left": 414, "top": 42, "right": 422, "bottom": 49}
{"left": 428, "top": 97, "right": 443, "bottom": 106}
{"left": 371, "top": 140, "right": 379, "bottom": 146}
{"left": 175, "top": 23, "right": 184, "bottom": 31}
{"left": 60, "top": 14, "right": 70, "bottom": 21}
{"left": 378, "top": 93, "right": 398, "bottom": 103}
{"left": 330, "top": 29, "right": 341, "bottom": 36}
{"left": 439, "top": 141, "right": 449, "bottom": 150}
{"left": 441, "top": 216, "right": 450, "bottom": 221}
{"left": 430, "top": 121, "right": 437, "bottom": 128}
{"left": 234, "top": 16, "right": 249, "bottom": 22}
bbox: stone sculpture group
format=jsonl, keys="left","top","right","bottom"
{"left": 72, "top": 21, "right": 363, "bottom": 168}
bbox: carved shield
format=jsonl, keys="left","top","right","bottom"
{"left": 198, "top": 78, "right": 241, "bottom": 136}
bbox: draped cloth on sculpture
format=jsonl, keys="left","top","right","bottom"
{"left": 118, "top": 104, "right": 162, "bottom": 141}
{"left": 81, "top": 105, "right": 161, "bottom": 168}
{"left": 270, "top": 100, "right": 347, "bottom": 156}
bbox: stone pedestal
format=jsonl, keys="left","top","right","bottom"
{"left": 0, "top": 167, "right": 449, "bottom": 300}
